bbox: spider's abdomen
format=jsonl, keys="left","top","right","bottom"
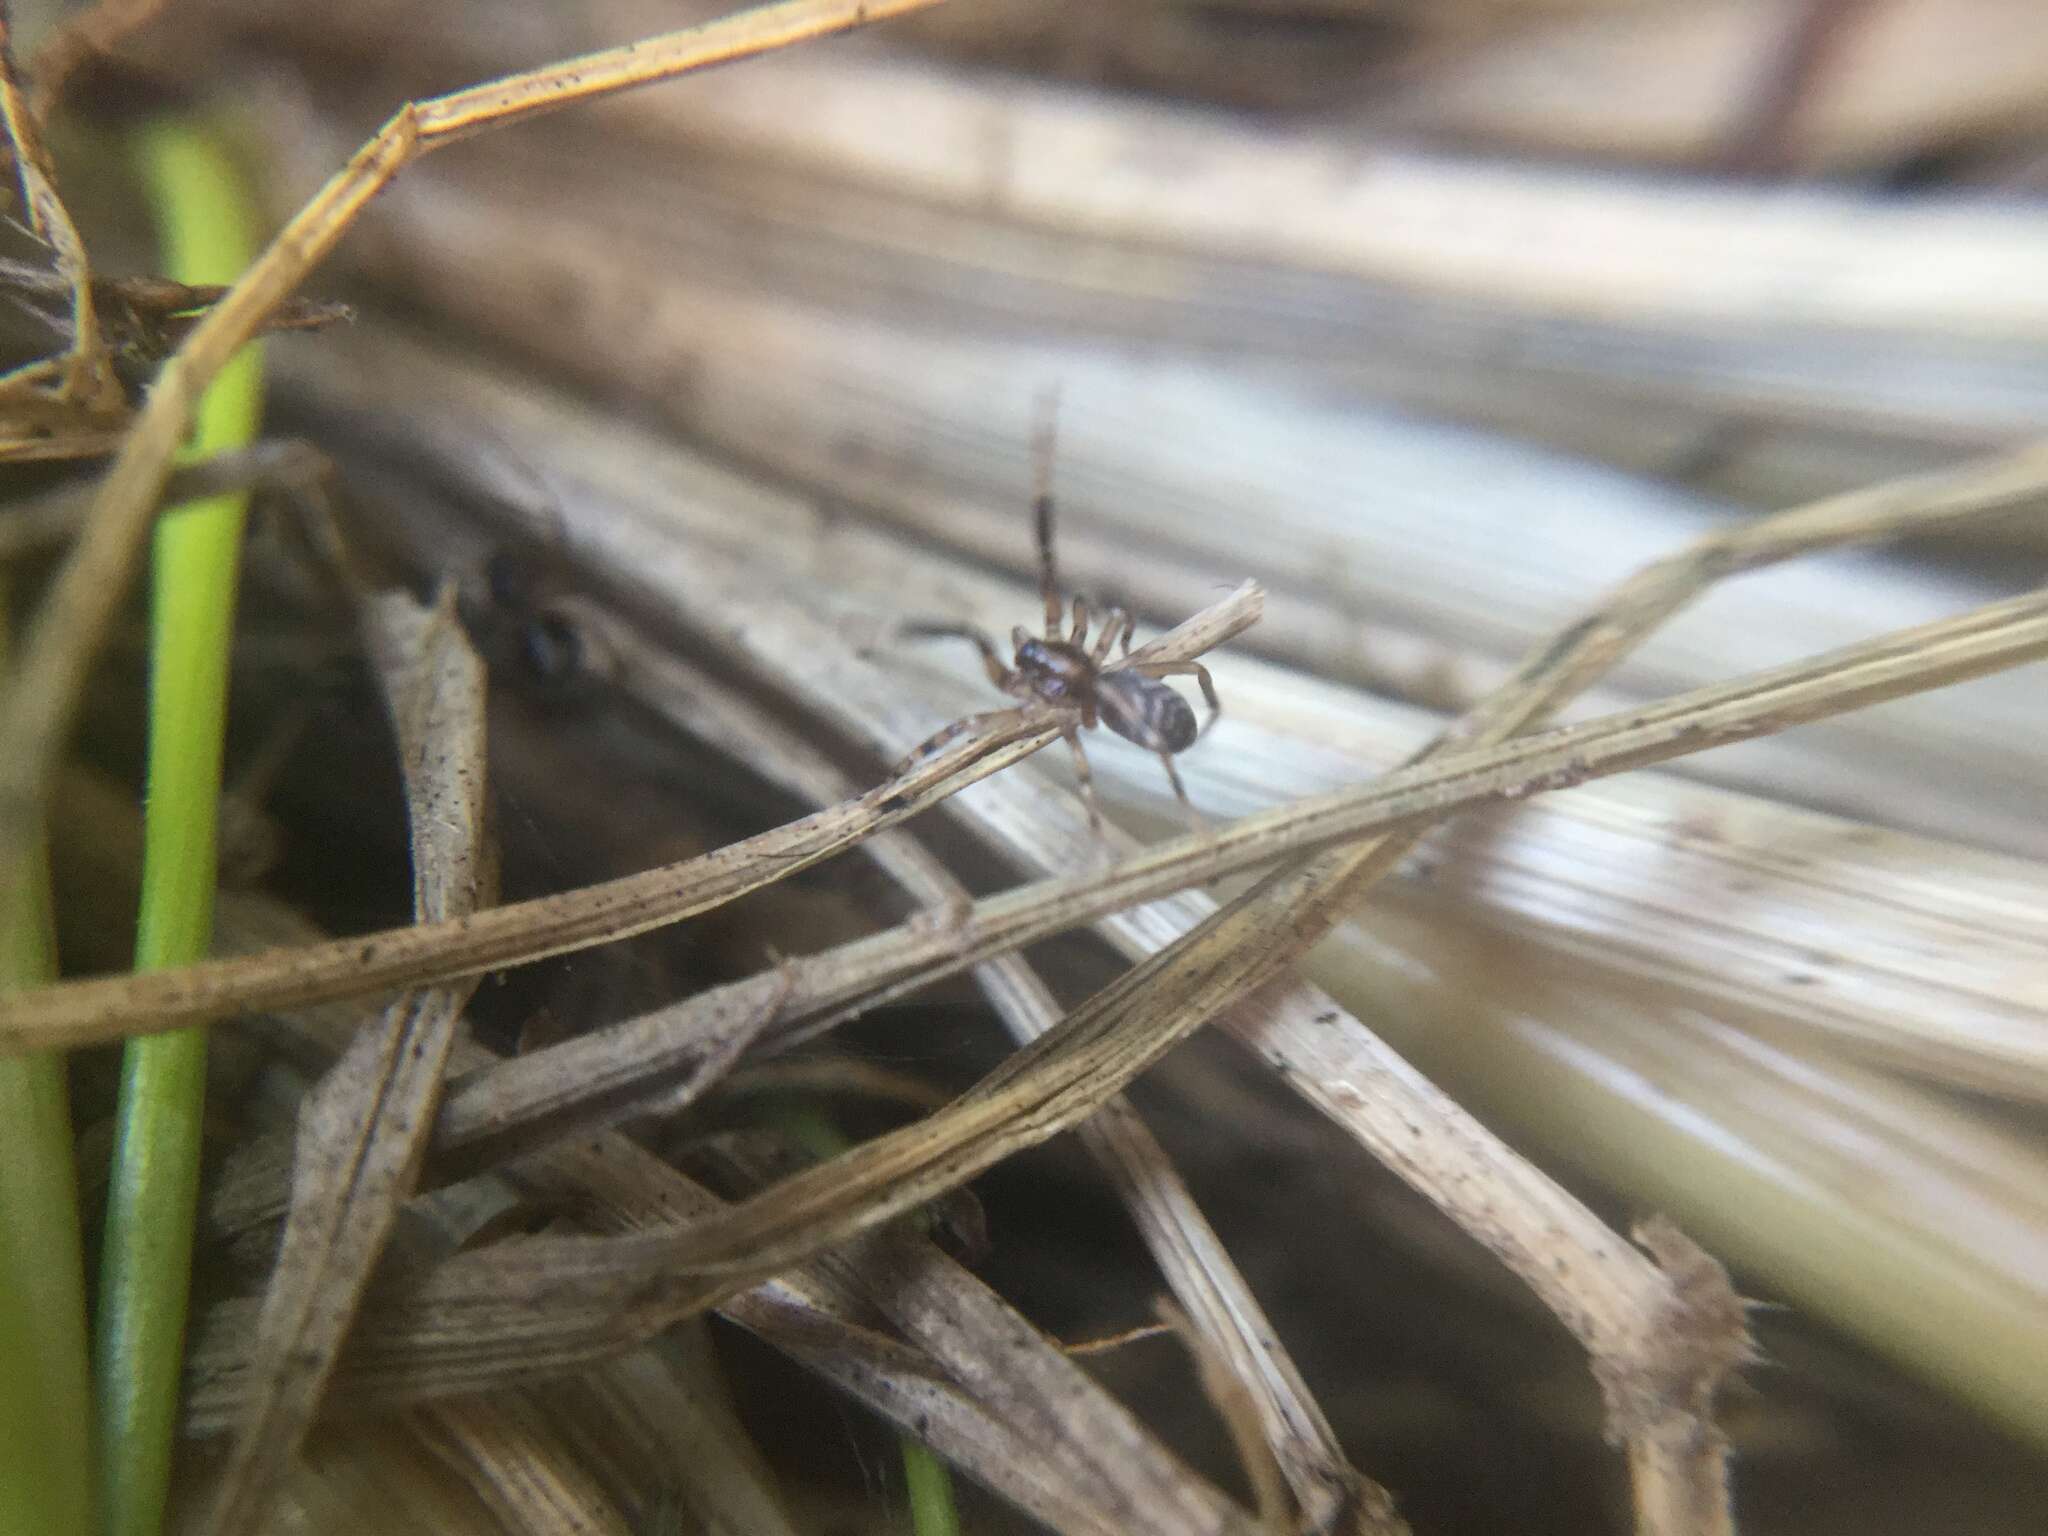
{"left": 1098, "top": 672, "right": 1197, "bottom": 754}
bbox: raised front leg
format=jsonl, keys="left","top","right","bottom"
{"left": 894, "top": 707, "right": 1033, "bottom": 773}
{"left": 899, "top": 621, "right": 1016, "bottom": 692}
{"left": 1033, "top": 395, "right": 1065, "bottom": 639}
{"left": 1061, "top": 725, "right": 1108, "bottom": 839}
{"left": 1154, "top": 749, "right": 1206, "bottom": 830}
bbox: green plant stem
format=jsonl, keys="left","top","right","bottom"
{"left": 0, "top": 577, "right": 95, "bottom": 1536}
{"left": 900, "top": 1441, "right": 962, "bottom": 1536}
{"left": 95, "top": 120, "right": 264, "bottom": 1536}
{"left": 769, "top": 1102, "right": 961, "bottom": 1536}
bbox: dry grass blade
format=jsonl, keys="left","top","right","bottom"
{"left": 0, "top": 0, "right": 950, "bottom": 1006}
{"left": 279, "top": 312, "right": 2047, "bottom": 849}
{"left": 332, "top": 350, "right": 2043, "bottom": 1480}
{"left": 583, "top": 586, "right": 2040, "bottom": 1536}
{"left": 1180, "top": 448, "right": 2048, "bottom": 1534}
{"left": 19, "top": 577, "right": 2031, "bottom": 1130}
{"left": 1156, "top": 1297, "right": 1292, "bottom": 1536}
{"left": 203, "top": 588, "right": 492, "bottom": 1536}
{"left": 1381, "top": 0, "right": 2048, "bottom": 169}
{"left": 204, "top": 1419, "right": 499, "bottom": 1535}
{"left": 280, "top": 1173, "right": 625, "bottom": 1531}
{"left": 89, "top": 10, "right": 2046, "bottom": 1521}
{"left": 1079, "top": 1093, "right": 1397, "bottom": 1531}
{"left": 652, "top": 852, "right": 1519, "bottom": 1283}
{"left": 1477, "top": 452, "right": 2048, "bottom": 733}
{"left": 0, "top": 257, "right": 351, "bottom": 420}
{"left": 841, "top": 1230, "right": 1262, "bottom": 1536}
{"left": 189, "top": 896, "right": 1239, "bottom": 1536}
{"left": 504, "top": 1137, "right": 1242, "bottom": 1536}
{"left": 699, "top": 1136, "right": 1262, "bottom": 1536}
{"left": 0, "top": 422, "right": 129, "bottom": 460}
{"left": 739, "top": 1305, "right": 1135, "bottom": 1536}
{"left": 208, "top": 590, "right": 1333, "bottom": 1528}
{"left": 0, "top": 441, "right": 334, "bottom": 562}
{"left": 0, "top": 584, "right": 1258, "bottom": 1049}
{"left": 252, "top": 1134, "right": 1268, "bottom": 1536}
{"left": 262, "top": 58, "right": 2048, "bottom": 548}
{"left": 164, "top": 588, "right": 2048, "bottom": 1437}
{"left": 1315, "top": 901, "right": 2048, "bottom": 1450}
{"left": 584, "top": 610, "right": 1396, "bottom": 1532}
{"left": 0, "top": 706, "right": 1052, "bottom": 1047}
{"left": 398, "top": 586, "right": 2048, "bottom": 1146}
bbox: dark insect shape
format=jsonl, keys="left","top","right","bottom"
{"left": 901, "top": 400, "right": 1221, "bottom": 835}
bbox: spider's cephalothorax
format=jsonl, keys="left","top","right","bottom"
{"left": 902, "top": 407, "right": 1220, "bottom": 834}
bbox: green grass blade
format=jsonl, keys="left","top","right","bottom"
{"left": 900, "top": 1440, "right": 962, "bottom": 1536}
{"left": 94, "top": 119, "right": 265, "bottom": 1536}
{"left": 0, "top": 577, "right": 95, "bottom": 1536}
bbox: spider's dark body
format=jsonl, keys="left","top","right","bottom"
{"left": 904, "top": 408, "right": 1221, "bottom": 833}
{"left": 1011, "top": 631, "right": 1195, "bottom": 754}
{"left": 1010, "top": 633, "right": 1094, "bottom": 708}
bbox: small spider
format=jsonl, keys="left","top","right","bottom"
{"left": 901, "top": 402, "right": 1221, "bottom": 834}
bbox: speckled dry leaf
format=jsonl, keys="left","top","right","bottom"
{"left": 204, "top": 587, "right": 491, "bottom": 1536}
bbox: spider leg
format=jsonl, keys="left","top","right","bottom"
{"left": 1155, "top": 749, "right": 1207, "bottom": 830}
{"left": 1061, "top": 724, "right": 1108, "bottom": 838}
{"left": 1090, "top": 607, "right": 1133, "bottom": 664}
{"left": 1034, "top": 390, "right": 1064, "bottom": 638}
{"left": 894, "top": 707, "right": 1034, "bottom": 773}
{"left": 1133, "top": 659, "right": 1222, "bottom": 738}
{"left": 900, "top": 621, "right": 1015, "bottom": 691}
{"left": 1069, "top": 594, "right": 1091, "bottom": 649}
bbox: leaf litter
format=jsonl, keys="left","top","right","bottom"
{"left": 5, "top": 0, "right": 2046, "bottom": 1526}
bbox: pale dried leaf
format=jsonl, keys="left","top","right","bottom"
{"left": 203, "top": 588, "right": 490, "bottom": 1536}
